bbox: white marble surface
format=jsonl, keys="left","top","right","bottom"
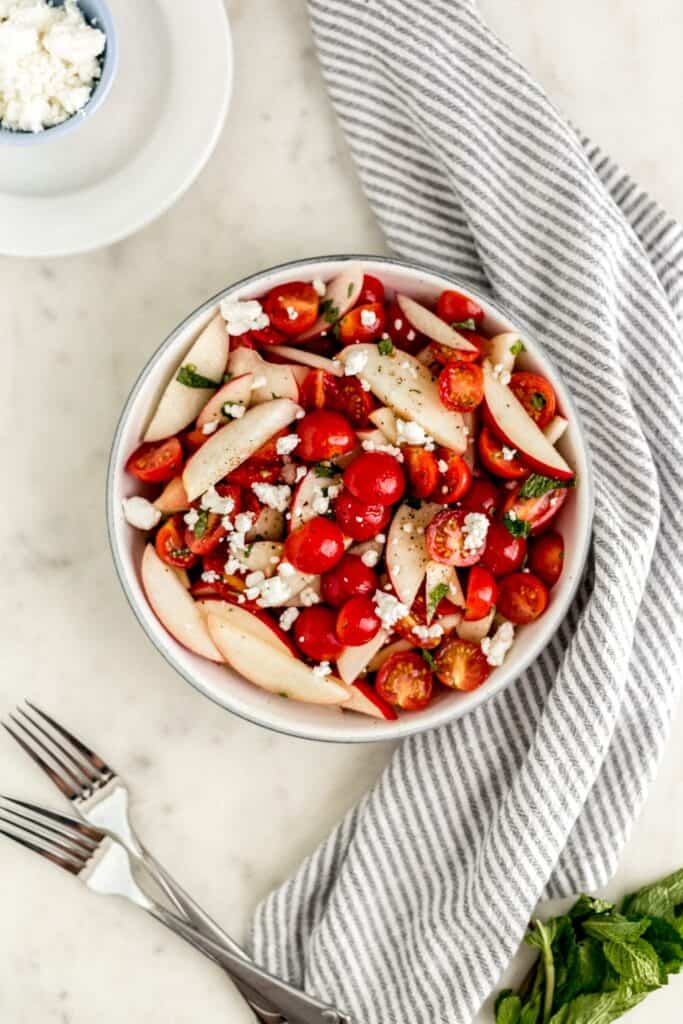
{"left": 1, "top": 1, "right": 682, "bottom": 1020}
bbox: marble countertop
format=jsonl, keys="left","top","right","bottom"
{"left": 1, "top": 1, "right": 682, "bottom": 1020}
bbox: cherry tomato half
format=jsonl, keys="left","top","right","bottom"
{"left": 438, "top": 361, "right": 484, "bottom": 413}
{"left": 182, "top": 427, "right": 210, "bottom": 454}
{"left": 226, "top": 460, "right": 281, "bottom": 488}
{"left": 293, "top": 606, "right": 344, "bottom": 662}
{"left": 460, "top": 477, "right": 501, "bottom": 518}
{"left": 338, "top": 303, "right": 386, "bottom": 344}
{"left": 126, "top": 438, "right": 183, "bottom": 484}
{"left": 321, "top": 553, "right": 378, "bottom": 608}
{"left": 155, "top": 514, "right": 197, "bottom": 569}
{"left": 375, "top": 652, "right": 433, "bottom": 711}
{"left": 478, "top": 426, "right": 529, "bottom": 480}
{"left": 394, "top": 596, "right": 443, "bottom": 650}
{"left": 385, "top": 301, "right": 424, "bottom": 355}
{"left": 333, "top": 489, "right": 392, "bottom": 541}
{"left": 528, "top": 531, "right": 564, "bottom": 587}
{"left": 432, "top": 447, "right": 472, "bottom": 503}
{"left": 295, "top": 410, "right": 356, "bottom": 462}
{"left": 435, "top": 289, "right": 484, "bottom": 328}
{"left": 426, "top": 508, "right": 486, "bottom": 567}
{"left": 434, "top": 637, "right": 491, "bottom": 691}
{"left": 185, "top": 511, "right": 227, "bottom": 556}
{"left": 263, "top": 281, "right": 320, "bottom": 337}
{"left": 336, "top": 595, "right": 381, "bottom": 646}
{"left": 328, "top": 376, "right": 375, "bottom": 427}
{"left": 464, "top": 566, "right": 498, "bottom": 621}
{"left": 245, "top": 325, "right": 287, "bottom": 347}
{"left": 299, "top": 369, "right": 338, "bottom": 411}
{"left": 429, "top": 331, "right": 487, "bottom": 366}
{"left": 509, "top": 372, "right": 556, "bottom": 428}
{"left": 403, "top": 446, "right": 439, "bottom": 500}
{"left": 343, "top": 451, "right": 406, "bottom": 507}
{"left": 357, "top": 274, "right": 385, "bottom": 306}
{"left": 479, "top": 520, "right": 527, "bottom": 577}
{"left": 502, "top": 483, "right": 569, "bottom": 536}
{"left": 496, "top": 572, "right": 549, "bottom": 624}
{"left": 284, "top": 516, "right": 345, "bottom": 574}
{"left": 250, "top": 428, "right": 291, "bottom": 464}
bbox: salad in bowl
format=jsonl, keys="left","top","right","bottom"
{"left": 108, "top": 257, "right": 592, "bottom": 741}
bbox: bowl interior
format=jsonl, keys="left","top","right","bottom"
{"left": 0, "top": 0, "right": 117, "bottom": 146}
{"left": 108, "top": 256, "right": 593, "bottom": 743}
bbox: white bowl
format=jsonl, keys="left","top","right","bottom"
{"left": 107, "top": 255, "right": 594, "bottom": 743}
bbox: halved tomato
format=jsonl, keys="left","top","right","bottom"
{"left": 509, "top": 372, "right": 556, "bottom": 428}
{"left": 185, "top": 511, "right": 227, "bottom": 556}
{"left": 250, "top": 428, "right": 291, "bottom": 464}
{"left": 182, "top": 428, "right": 210, "bottom": 454}
{"left": 394, "top": 596, "right": 442, "bottom": 650}
{"left": 438, "top": 361, "right": 484, "bottom": 412}
{"left": 357, "top": 274, "right": 385, "bottom": 306}
{"left": 429, "top": 334, "right": 486, "bottom": 366}
{"left": 426, "top": 508, "right": 485, "bottom": 567}
{"left": 403, "top": 446, "right": 439, "bottom": 500}
{"left": 478, "top": 426, "right": 529, "bottom": 480}
{"left": 299, "top": 369, "right": 338, "bottom": 410}
{"left": 502, "top": 482, "right": 569, "bottom": 536}
{"left": 528, "top": 531, "right": 564, "bottom": 587}
{"left": 154, "top": 514, "right": 197, "bottom": 569}
{"left": 496, "top": 572, "right": 549, "bottom": 624}
{"left": 385, "top": 301, "right": 424, "bottom": 355}
{"left": 263, "top": 282, "right": 319, "bottom": 337}
{"left": 225, "top": 460, "right": 281, "bottom": 488}
{"left": 464, "top": 566, "right": 498, "bottom": 621}
{"left": 375, "top": 652, "right": 433, "bottom": 710}
{"left": 126, "top": 438, "right": 183, "bottom": 483}
{"left": 432, "top": 448, "right": 472, "bottom": 503}
{"left": 328, "top": 376, "right": 375, "bottom": 427}
{"left": 245, "top": 325, "right": 287, "bottom": 347}
{"left": 338, "top": 303, "right": 386, "bottom": 344}
{"left": 435, "top": 289, "right": 484, "bottom": 327}
{"left": 434, "top": 636, "right": 491, "bottom": 691}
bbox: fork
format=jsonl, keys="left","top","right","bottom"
{"left": 2, "top": 704, "right": 348, "bottom": 1024}
{"left": 0, "top": 796, "right": 346, "bottom": 1024}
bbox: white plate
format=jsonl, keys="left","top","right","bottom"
{"left": 0, "top": 0, "right": 232, "bottom": 258}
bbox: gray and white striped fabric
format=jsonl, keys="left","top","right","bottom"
{"left": 250, "top": 2, "right": 683, "bottom": 1020}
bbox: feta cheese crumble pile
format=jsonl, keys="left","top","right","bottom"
{"left": 462, "top": 512, "right": 489, "bottom": 552}
{"left": 219, "top": 298, "right": 269, "bottom": 336}
{"left": 0, "top": 0, "right": 106, "bottom": 133}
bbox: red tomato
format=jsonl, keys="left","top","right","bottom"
{"left": 295, "top": 409, "right": 356, "bottom": 462}
{"left": 263, "top": 281, "right": 319, "bottom": 337}
{"left": 357, "top": 274, "right": 385, "bottom": 306}
{"left": 126, "top": 438, "right": 183, "bottom": 484}
{"left": 432, "top": 447, "right": 472, "bottom": 503}
{"left": 497, "top": 572, "right": 549, "bottom": 624}
{"left": 328, "top": 376, "right": 375, "bottom": 427}
{"left": 385, "top": 301, "right": 424, "bottom": 355}
{"left": 154, "top": 515, "right": 197, "bottom": 569}
{"left": 434, "top": 637, "right": 491, "bottom": 691}
{"left": 245, "top": 325, "right": 287, "bottom": 347}
{"left": 429, "top": 332, "right": 487, "bottom": 366}
{"left": 185, "top": 511, "right": 227, "bottom": 556}
{"left": 394, "top": 596, "right": 443, "bottom": 650}
{"left": 478, "top": 426, "right": 529, "bottom": 480}
{"left": 284, "top": 516, "right": 345, "bottom": 574}
{"left": 250, "top": 428, "right": 291, "bottom": 464}
{"left": 321, "top": 553, "right": 378, "bottom": 608}
{"left": 435, "top": 289, "right": 484, "bottom": 327}
{"left": 464, "top": 566, "right": 498, "bottom": 621}
{"left": 426, "top": 508, "right": 486, "bottom": 567}
{"left": 343, "top": 451, "right": 406, "bottom": 506}
{"left": 226, "top": 460, "right": 281, "bottom": 488}
{"left": 375, "top": 652, "right": 433, "bottom": 710}
{"left": 502, "top": 483, "right": 569, "bottom": 536}
{"left": 299, "top": 369, "right": 338, "bottom": 411}
{"left": 509, "top": 372, "right": 556, "bottom": 428}
{"left": 528, "top": 531, "right": 564, "bottom": 587}
{"left": 460, "top": 478, "right": 501, "bottom": 518}
{"left": 403, "top": 446, "right": 439, "bottom": 500}
{"left": 479, "top": 520, "right": 527, "bottom": 577}
{"left": 438, "top": 361, "right": 484, "bottom": 413}
{"left": 338, "top": 303, "right": 386, "bottom": 344}
{"left": 333, "top": 489, "right": 392, "bottom": 540}
{"left": 336, "top": 595, "right": 381, "bottom": 646}
{"left": 213, "top": 482, "right": 242, "bottom": 514}
{"left": 293, "top": 606, "right": 344, "bottom": 661}
{"left": 182, "top": 427, "right": 210, "bottom": 454}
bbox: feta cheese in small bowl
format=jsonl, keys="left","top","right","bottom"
{"left": 0, "top": 0, "right": 117, "bottom": 144}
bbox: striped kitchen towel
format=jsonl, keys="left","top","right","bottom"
{"left": 251, "top": 1, "right": 683, "bottom": 1020}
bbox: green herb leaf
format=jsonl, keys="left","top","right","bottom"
{"left": 518, "top": 474, "right": 576, "bottom": 500}
{"left": 495, "top": 991, "right": 522, "bottom": 1024}
{"left": 223, "top": 371, "right": 234, "bottom": 383}
{"left": 569, "top": 896, "right": 615, "bottom": 921}
{"left": 421, "top": 648, "right": 437, "bottom": 670}
{"left": 452, "top": 318, "right": 477, "bottom": 330}
{"left": 243, "top": 543, "right": 254, "bottom": 558}
{"left": 176, "top": 364, "right": 221, "bottom": 389}
{"left": 547, "top": 986, "right": 647, "bottom": 1024}
{"left": 519, "top": 994, "right": 542, "bottom": 1024}
{"left": 313, "top": 461, "right": 343, "bottom": 478}
{"left": 320, "top": 299, "right": 340, "bottom": 324}
{"left": 531, "top": 392, "right": 547, "bottom": 411}
{"left": 427, "top": 582, "right": 449, "bottom": 619}
{"left": 575, "top": 939, "right": 608, "bottom": 995}
{"left": 279, "top": 691, "right": 289, "bottom": 699}
{"left": 347, "top": 282, "right": 354, "bottom": 297}
{"left": 503, "top": 513, "right": 531, "bottom": 538}
{"left": 643, "top": 917, "right": 683, "bottom": 974}
{"left": 623, "top": 867, "right": 683, "bottom": 920}
{"left": 583, "top": 916, "right": 651, "bottom": 945}
{"left": 192, "top": 509, "right": 210, "bottom": 539}
{"left": 510, "top": 339, "right": 526, "bottom": 355}
{"left": 602, "top": 939, "right": 662, "bottom": 991}
{"left": 378, "top": 337, "right": 394, "bottom": 356}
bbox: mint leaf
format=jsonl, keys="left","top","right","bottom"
{"left": 192, "top": 509, "right": 210, "bottom": 539}
{"left": 519, "top": 994, "right": 542, "bottom": 1024}
{"left": 575, "top": 939, "right": 608, "bottom": 995}
{"left": 421, "top": 648, "right": 437, "bottom": 670}
{"left": 583, "top": 916, "right": 651, "bottom": 944}
{"left": 518, "top": 474, "right": 576, "bottom": 500}
{"left": 531, "top": 392, "right": 547, "bottom": 411}
{"left": 495, "top": 991, "right": 522, "bottom": 1024}
{"left": 504, "top": 513, "right": 531, "bottom": 538}
{"left": 510, "top": 339, "right": 526, "bottom": 355}
{"left": 347, "top": 281, "right": 354, "bottom": 297}
{"left": 643, "top": 917, "right": 683, "bottom": 974}
{"left": 623, "top": 868, "right": 683, "bottom": 920}
{"left": 547, "top": 987, "right": 647, "bottom": 1024}
{"left": 569, "top": 896, "right": 615, "bottom": 921}
{"left": 427, "top": 582, "right": 449, "bottom": 619}
{"left": 452, "top": 317, "right": 476, "bottom": 330}
{"left": 378, "top": 337, "right": 394, "bottom": 356}
{"left": 320, "top": 299, "right": 340, "bottom": 324}
{"left": 176, "top": 364, "right": 221, "bottom": 389}
{"left": 602, "top": 939, "right": 662, "bottom": 990}
{"left": 313, "top": 461, "right": 342, "bottom": 478}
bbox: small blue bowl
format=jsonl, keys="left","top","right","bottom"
{"left": 0, "top": 0, "right": 117, "bottom": 146}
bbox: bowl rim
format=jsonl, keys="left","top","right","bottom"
{"left": 107, "top": 253, "right": 595, "bottom": 744}
{"left": 0, "top": 0, "right": 118, "bottom": 146}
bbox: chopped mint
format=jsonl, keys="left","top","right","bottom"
{"left": 176, "top": 364, "right": 221, "bottom": 389}
{"left": 452, "top": 318, "right": 476, "bottom": 330}
{"left": 313, "top": 461, "right": 343, "bottom": 478}
{"left": 503, "top": 514, "right": 531, "bottom": 539}
{"left": 192, "top": 509, "right": 210, "bottom": 539}
{"left": 320, "top": 299, "right": 340, "bottom": 324}
{"left": 347, "top": 282, "right": 354, "bottom": 297}
{"left": 510, "top": 339, "right": 526, "bottom": 355}
{"left": 518, "top": 474, "right": 576, "bottom": 500}
{"left": 530, "top": 392, "right": 547, "bottom": 411}
{"left": 421, "top": 649, "right": 437, "bottom": 670}
{"left": 427, "top": 582, "right": 449, "bottom": 619}
{"left": 378, "top": 337, "right": 394, "bottom": 356}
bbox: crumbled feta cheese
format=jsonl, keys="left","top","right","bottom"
{"left": 507, "top": 509, "right": 518, "bottom": 521}
{"left": 299, "top": 586, "right": 320, "bottom": 607}
{"left": 502, "top": 446, "right": 517, "bottom": 461}
{"left": 407, "top": 329, "right": 416, "bottom": 342}
{"left": 295, "top": 465, "right": 308, "bottom": 482}
{"left": 312, "top": 278, "right": 326, "bottom": 297}
{"left": 462, "top": 512, "right": 490, "bottom": 552}
{"left": 276, "top": 433, "right": 300, "bottom": 456}
{"left": 359, "top": 378, "right": 372, "bottom": 391}
{"left": 200, "top": 485, "right": 235, "bottom": 516}
{"left": 394, "top": 318, "right": 403, "bottom": 331}
{"left": 279, "top": 607, "right": 300, "bottom": 631}
{"left": 278, "top": 561, "right": 295, "bottom": 577}
{"left": 220, "top": 298, "right": 269, "bottom": 336}
{"left": 360, "top": 309, "right": 377, "bottom": 328}
{"left": 396, "top": 418, "right": 435, "bottom": 450}
{"left": 245, "top": 570, "right": 265, "bottom": 588}
{"left": 201, "top": 420, "right": 219, "bottom": 435}
{"left": 481, "top": 621, "right": 515, "bottom": 667}
{"left": 312, "top": 661, "right": 332, "bottom": 678}
{"left": 257, "top": 575, "right": 292, "bottom": 606}
{"left": 222, "top": 402, "right": 246, "bottom": 419}
{"left": 361, "top": 549, "right": 379, "bottom": 567}
{"left": 373, "top": 590, "right": 409, "bottom": 629}
{"left": 251, "top": 483, "right": 292, "bottom": 512}
{"left": 122, "top": 496, "right": 161, "bottom": 531}
{"left": 361, "top": 438, "right": 404, "bottom": 461}
{"left": 437, "top": 459, "right": 449, "bottom": 474}
{"left": 492, "top": 362, "right": 512, "bottom": 386}
{"left": 234, "top": 512, "right": 254, "bottom": 534}
{"left": 286, "top": 305, "right": 299, "bottom": 321}
{"left": 344, "top": 348, "right": 369, "bottom": 377}
{"left": 201, "top": 570, "right": 221, "bottom": 583}
{"left": 184, "top": 508, "right": 200, "bottom": 529}
{"left": 413, "top": 623, "right": 444, "bottom": 641}
{"left": 375, "top": 533, "right": 386, "bottom": 544}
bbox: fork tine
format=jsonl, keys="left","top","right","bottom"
{"left": 0, "top": 824, "right": 84, "bottom": 874}
{"left": 25, "top": 700, "right": 112, "bottom": 775}
{"left": 0, "top": 803, "right": 98, "bottom": 854}
{"left": 2, "top": 722, "right": 79, "bottom": 799}
{"left": 0, "top": 795, "right": 105, "bottom": 842}
{"left": 16, "top": 708, "right": 100, "bottom": 786}
{"left": 0, "top": 811, "right": 90, "bottom": 862}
